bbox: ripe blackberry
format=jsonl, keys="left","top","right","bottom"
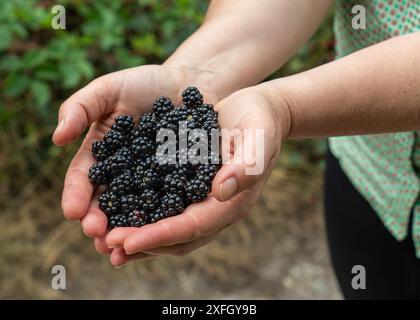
{"left": 131, "top": 136, "right": 155, "bottom": 158}
{"left": 99, "top": 190, "right": 119, "bottom": 216}
{"left": 138, "top": 112, "right": 157, "bottom": 137}
{"left": 162, "top": 170, "right": 188, "bottom": 195}
{"left": 148, "top": 208, "right": 167, "bottom": 224}
{"left": 161, "top": 193, "right": 184, "bottom": 216}
{"left": 107, "top": 147, "right": 132, "bottom": 175}
{"left": 127, "top": 209, "right": 148, "bottom": 227}
{"left": 109, "top": 171, "right": 134, "bottom": 195}
{"left": 120, "top": 194, "right": 139, "bottom": 215}
{"left": 153, "top": 96, "right": 174, "bottom": 117}
{"left": 182, "top": 86, "right": 203, "bottom": 107}
{"left": 156, "top": 117, "right": 178, "bottom": 133}
{"left": 112, "top": 115, "right": 134, "bottom": 134}
{"left": 138, "top": 189, "right": 158, "bottom": 212}
{"left": 88, "top": 161, "right": 110, "bottom": 185}
{"left": 186, "top": 108, "right": 202, "bottom": 130}
{"left": 92, "top": 140, "right": 112, "bottom": 161}
{"left": 109, "top": 213, "right": 129, "bottom": 228}
{"left": 104, "top": 129, "right": 124, "bottom": 151}
{"left": 186, "top": 179, "right": 210, "bottom": 202}
{"left": 196, "top": 164, "right": 218, "bottom": 186}
{"left": 136, "top": 169, "right": 160, "bottom": 190}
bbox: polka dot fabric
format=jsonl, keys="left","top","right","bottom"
{"left": 330, "top": 0, "right": 420, "bottom": 257}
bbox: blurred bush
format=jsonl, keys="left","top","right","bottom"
{"left": 0, "top": 0, "right": 334, "bottom": 205}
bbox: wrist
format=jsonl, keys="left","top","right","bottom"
{"left": 256, "top": 81, "right": 293, "bottom": 141}
{"left": 163, "top": 59, "right": 227, "bottom": 104}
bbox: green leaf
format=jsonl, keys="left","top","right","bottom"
{"left": 59, "top": 63, "right": 81, "bottom": 89}
{"left": 0, "top": 55, "right": 21, "bottom": 71}
{"left": 30, "top": 81, "right": 51, "bottom": 110}
{"left": 22, "top": 50, "right": 48, "bottom": 69}
{"left": 0, "top": 27, "right": 12, "bottom": 51}
{"left": 4, "top": 73, "right": 29, "bottom": 97}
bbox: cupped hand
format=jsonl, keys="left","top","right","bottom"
{"left": 53, "top": 64, "right": 216, "bottom": 237}
{"left": 103, "top": 87, "right": 287, "bottom": 267}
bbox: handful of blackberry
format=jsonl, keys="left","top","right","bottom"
{"left": 88, "top": 87, "right": 221, "bottom": 228}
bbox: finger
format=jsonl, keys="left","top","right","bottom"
{"left": 212, "top": 95, "right": 280, "bottom": 202}
{"left": 61, "top": 127, "right": 102, "bottom": 220}
{"left": 53, "top": 76, "right": 117, "bottom": 146}
{"left": 106, "top": 227, "right": 138, "bottom": 248}
{"left": 110, "top": 247, "right": 154, "bottom": 268}
{"left": 81, "top": 193, "right": 108, "bottom": 238}
{"left": 123, "top": 196, "right": 238, "bottom": 254}
{"left": 94, "top": 236, "right": 113, "bottom": 255}
{"left": 142, "top": 232, "right": 219, "bottom": 256}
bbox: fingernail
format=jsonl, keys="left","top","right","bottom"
{"left": 54, "top": 119, "right": 65, "bottom": 136}
{"left": 114, "top": 263, "right": 126, "bottom": 269}
{"left": 219, "top": 177, "right": 237, "bottom": 201}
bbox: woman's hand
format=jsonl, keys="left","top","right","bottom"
{"left": 103, "top": 87, "right": 290, "bottom": 267}
{"left": 52, "top": 64, "right": 219, "bottom": 238}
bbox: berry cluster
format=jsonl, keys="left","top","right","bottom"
{"left": 88, "top": 87, "right": 220, "bottom": 228}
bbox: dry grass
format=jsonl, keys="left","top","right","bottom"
{"left": 0, "top": 133, "right": 339, "bottom": 299}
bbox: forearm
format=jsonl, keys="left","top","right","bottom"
{"left": 165, "top": 0, "right": 332, "bottom": 101}
{"left": 263, "top": 32, "right": 420, "bottom": 139}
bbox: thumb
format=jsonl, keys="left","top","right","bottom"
{"left": 52, "top": 76, "right": 118, "bottom": 146}
{"left": 211, "top": 122, "right": 279, "bottom": 202}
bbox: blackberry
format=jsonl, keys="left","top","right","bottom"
{"left": 109, "top": 213, "right": 129, "bottom": 228}
{"left": 186, "top": 179, "right": 210, "bottom": 203}
{"left": 131, "top": 136, "right": 155, "bottom": 158}
{"left": 104, "top": 129, "right": 124, "bottom": 151}
{"left": 109, "top": 171, "right": 134, "bottom": 195}
{"left": 138, "top": 189, "right": 158, "bottom": 212}
{"left": 107, "top": 147, "right": 132, "bottom": 175}
{"left": 88, "top": 161, "right": 110, "bottom": 185}
{"left": 161, "top": 193, "right": 184, "bottom": 216}
{"left": 136, "top": 169, "right": 160, "bottom": 190}
{"left": 156, "top": 117, "right": 178, "bottom": 133}
{"left": 138, "top": 112, "right": 157, "bottom": 137}
{"left": 92, "top": 140, "right": 112, "bottom": 161}
{"left": 162, "top": 170, "right": 188, "bottom": 196}
{"left": 153, "top": 96, "right": 174, "bottom": 117}
{"left": 120, "top": 194, "right": 139, "bottom": 215}
{"left": 127, "top": 209, "right": 148, "bottom": 227}
{"left": 99, "top": 190, "right": 119, "bottom": 216}
{"left": 112, "top": 115, "right": 134, "bottom": 134}
{"left": 196, "top": 164, "right": 218, "bottom": 186}
{"left": 182, "top": 86, "right": 203, "bottom": 107}
{"left": 148, "top": 208, "right": 167, "bottom": 224}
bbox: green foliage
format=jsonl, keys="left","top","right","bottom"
{"left": 0, "top": 0, "right": 208, "bottom": 172}
{"left": 0, "top": 0, "right": 334, "bottom": 181}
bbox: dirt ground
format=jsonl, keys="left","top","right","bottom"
{"left": 0, "top": 150, "right": 341, "bottom": 299}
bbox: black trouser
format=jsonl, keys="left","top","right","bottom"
{"left": 324, "top": 150, "right": 420, "bottom": 299}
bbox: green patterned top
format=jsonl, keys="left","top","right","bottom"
{"left": 329, "top": 0, "right": 420, "bottom": 257}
